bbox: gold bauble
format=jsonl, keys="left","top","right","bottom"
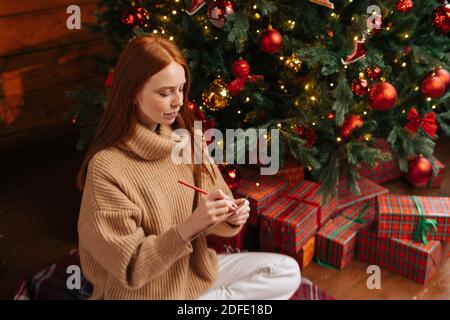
{"left": 202, "top": 78, "right": 232, "bottom": 111}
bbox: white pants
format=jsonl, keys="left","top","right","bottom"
{"left": 197, "top": 252, "right": 301, "bottom": 300}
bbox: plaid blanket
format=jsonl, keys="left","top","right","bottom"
{"left": 13, "top": 248, "right": 334, "bottom": 300}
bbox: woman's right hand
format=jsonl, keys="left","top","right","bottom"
{"left": 176, "top": 189, "right": 235, "bottom": 243}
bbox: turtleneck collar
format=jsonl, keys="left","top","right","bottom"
{"left": 118, "top": 117, "right": 183, "bottom": 161}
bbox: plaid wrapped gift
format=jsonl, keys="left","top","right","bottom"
{"left": 337, "top": 177, "right": 388, "bottom": 212}
{"left": 406, "top": 157, "right": 445, "bottom": 189}
{"left": 316, "top": 202, "right": 375, "bottom": 270}
{"left": 357, "top": 222, "right": 442, "bottom": 284}
{"left": 260, "top": 236, "right": 315, "bottom": 270}
{"left": 358, "top": 139, "right": 403, "bottom": 184}
{"left": 377, "top": 194, "right": 450, "bottom": 242}
{"left": 233, "top": 176, "right": 288, "bottom": 227}
{"left": 276, "top": 166, "right": 305, "bottom": 189}
{"left": 260, "top": 180, "right": 337, "bottom": 252}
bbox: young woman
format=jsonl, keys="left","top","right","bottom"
{"left": 76, "top": 35, "right": 301, "bottom": 300}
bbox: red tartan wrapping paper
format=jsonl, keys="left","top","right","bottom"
{"left": 260, "top": 236, "right": 315, "bottom": 270}
{"left": 233, "top": 176, "right": 288, "bottom": 227}
{"left": 406, "top": 157, "right": 445, "bottom": 189}
{"left": 358, "top": 139, "right": 403, "bottom": 184}
{"left": 259, "top": 180, "right": 337, "bottom": 252}
{"left": 276, "top": 166, "right": 305, "bottom": 189}
{"left": 206, "top": 224, "right": 259, "bottom": 253}
{"left": 376, "top": 194, "right": 450, "bottom": 241}
{"left": 315, "top": 202, "right": 375, "bottom": 270}
{"left": 357, "top": 222, "right": 442, "bottom": 284}
{"left": 337, "top": 177, "right": 388, "bottom": 212}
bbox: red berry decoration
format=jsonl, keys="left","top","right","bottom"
{"left": 434, "top": 68, "right": 450, "bottom": 90}
{"left": 396, "top": 0, "right": 414, "bottom": 14}
{"left": 259, "top": 27, "right": 283, "bottom": 54}
{"left": 421, "top": 75, "right": 446, "bottom": 98}
{"left": 104, "top": 71, "right": 114, "bottom": 88}
{"left": 218, "top": 164, "right": 241, "bottom": 192}
{"left": 351, "top": 78, "right": 369, "bottom": 96}
{"left": 365, "top": 66, "right": 382, "bottom": 80}
{"left": 368, "top": 82, "right": 398, "bottom": 111}
{"left": 295, "top": 125, "right": 316, "bottom": 147}
{"left": 121, "top": 6, "right": 150, "bottom": 28}
{"left": 231, "top": 59, "right": 250, "bottom": 78}
{"left": 340, "top": 114, "right": 364, "bottom": 138}
{"left": 406, "top": 156, "right": 433, "bottom": 185}
{"left": 432, "top": 4, "right": 450, "bottom": 33}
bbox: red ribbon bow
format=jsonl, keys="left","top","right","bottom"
{"left": 404, "top": 108, "right": 437, "bottom": 139}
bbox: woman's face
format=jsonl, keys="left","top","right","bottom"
{"left": 135, "top": 62, "right": 186, "bottom": 130}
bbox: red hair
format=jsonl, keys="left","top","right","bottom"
{"left": 76, "top": 35, "right": 214, "bottom": 194}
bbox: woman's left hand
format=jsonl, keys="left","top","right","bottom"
{"left": 226, "top": 198, "right": 250, "bottom": 227}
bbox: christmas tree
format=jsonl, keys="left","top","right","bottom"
{"left": 68, "top": 0, "right": 450, "bottom": 199}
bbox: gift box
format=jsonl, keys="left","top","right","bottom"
{"left": 377, "top": 194, "right": 450, "bottom": 242}
{"left": 261, "top": 236, "right": 315, "bottom": 270}
{"left": 315, "top": 202, "right": 375, "bottom": 270}
{"left": 276, "top": 166, "right": 305, "bottom": 189}
{"left": 260, "top": 180, "right": 337, "bottom": 253}
{"left": 357, "top": 222, "right": 442, "bottom": 284}
{"left": 233, "top": 176, "right": 288, "bottom": 227}
{"left": 406, "top": 157, "right": 445, "bottom": 189}
{"left": 336, "top": 177, "right": 388, "bottom": 212}
{"left": 358, "top": 139, "right": 403, "bottom": 184}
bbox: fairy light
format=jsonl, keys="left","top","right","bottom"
{"left": 414, "top": 86, "right": 420, "bottom": 91}
{"left": 312, "top": 122, "right": 316, "bottom": 126}
{"left": 402, "top": 62, "right": 407, "bottom": 67}
{"left": 163, "top": 15, "right": 168, "bottom": 20}
{"left": 256, "top": 29, "right": 260, "bottom": 33}
{"left": 277, "top": 123, "right": 282, "bottom": 128}
{"left": 153, "top": 29, "right": 158, "bottom": 34}
{"left": 172, "top": 10, "right": 177, "bottom": 15}
{"left": 307, "top": 165, "right": 313, "bottom": 171}
{"left": 237, "top": 110, "right": 241, "bottom": 114}
{"left": 404, "top": 34, "right": 409, "bottom": 39}
{"left": 310, "top": 96, "right": 317, "bottom": 101}
{"left": 330, "top": 83, "right": 334, "bottom": 87}
{"left": 255, "top": 13, "right": 261, "bottom": 19}
{"left": 169, "top": 36, "right": 174, "bottom": 41}
{"left": 280, "top": 85, "right": 285, "bottom": 90}
{"left": 305, "top": 84, "right": 309, "bottom": 90}
{"left": 353, "top": 36, "right": 359, "bottom": 41}
{"left": 363, "top": 111, "right": 368, "bottom": 115}
{"left": 253, "top": 5, "right": 257, "bottom": 9}
{"left": 427, "top": 97, "right": 432, "bottom": 101}
{"left": 263, "top": 134, "right": 268, "bottom": 139}
{"left": 204, "top": 25, "right": 208, "bottom": 29}
{"left": 280, "top": 56, "right": 284, "bottom": 61}
{"left": 161, "top": 30, "right": 165, "bottom": 34}
{"left": 344, "top": 65, "right": 348, "bottom": 69}
{"left": 337, "top": 137, "right": 342, "bottom": 142}
{"left": 386, "top": 26, "right": 391, "bottom": 31}
{"left": 245, "top": 97, "right": 250, "bottom": 102}
{"left": 402, "top": 109, "right": 406, "bottom": 113}
{"left": 432, "top": 105, "right": 437, "bottom": 109}
{"left": 255, "top": 182, "right": 260, "bottom": 187}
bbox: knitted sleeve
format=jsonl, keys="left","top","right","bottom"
{"left": 78, "top": 156, "right": 193, "bottom": 289}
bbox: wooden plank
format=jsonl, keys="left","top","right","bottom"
{"left": 0, "top": 76, "right": 103, "bottom": 136}
{"left": 0, "top": 0, "right": 94, "bottom": 17}
{"left": 0, "top": 39, "right": 109, "bottom": 99}
{"left": 0, "top": 2, "right": 101, "bottom": 57}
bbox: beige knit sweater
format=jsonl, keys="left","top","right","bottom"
{"left": 78, "top": 119, "right": 242, "bottom": 299}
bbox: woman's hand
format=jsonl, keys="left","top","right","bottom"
{"left": 176, "top": 189, "right": 236, "bottom": 242}
{"left": 226, "top": 198, "right": 250, "bottom": 227}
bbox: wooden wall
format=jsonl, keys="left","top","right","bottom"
{"left": 0, "top": 0, "right": 108, "bottom": 157}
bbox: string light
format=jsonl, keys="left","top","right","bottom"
{"left": 402, "top": 109, "right": 406, "bottom": 113}
{"left": 402, "top": 62, "right": 407, "bottom": 67}
{"left": 414, "top": 86, "right": 419, "bottom": 91}
{"left": 237, "top": 110, "right": 241, "bottom": 114}
{"left": 280, "top": 85, "right": 285, "bottom": 90}
{"left": 277, "top": 123, "right": 282, "bottom": 128}
{"left": 404, "top": 34, "right": 409, "bottom": 39}
{"left": 245, "top": 97, "right": 250, "bottom": 102}
{"left": 255, "top": 182, "right": 260, "bottom": 187}
{"left": 253, "top": 5, "right": 257, "bottom": 9}
{"left": 153, "top": 29, "right": 158, "bottom": 34}
{"left": 172, "top": 10, "right": 177, "bottom": 15}
{"left": 363, "top": 111, "right": 368, "bottom": 115}
{"left": 337, "top": 137, "right": 342, "bottom": 142}
{"left": 310, "top": 96, "right": 317, "bottom": 101}
{"left": 312, "top": 122, "right": 316, "bottom": 126}
{"left": 432, "top": 105, "right": 437, "bottom": 109}
{"left": 169, "top": 36, "right": 174, "bottom": 41}
{"left": 427, "top": 97, "right": 432, "bottom": 101}
{"left": 330, "top": 83, "right": 334, "bottom": 87}
{"left": 255, "top": 13, "right": 261, "bottom": 19}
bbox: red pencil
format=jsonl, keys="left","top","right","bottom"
{"left": 177, "top": 180, "right": 209, "bottom": 195}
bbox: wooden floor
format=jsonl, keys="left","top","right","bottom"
{"left": 0, "top": 136, "right": 449, "bottom": 300}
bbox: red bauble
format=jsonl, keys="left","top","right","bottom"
{"left": 259, "top": 27, "right": 283, "bottom": 54}
{"left": 231, "top": 59, "right": 250, "bottom": 78}
{"left": 421, "top": 75, "right": 446, "bottom": 98}
{"left": 432, "top": 4, "right": 450, "bottom": 33}
{"left": 340, "top": 114, "right": 364, "bottom": 138}
{"left": 407, "top": 156, "right": 433, "bottom": 185}
{"left": 104, "top": 71, "right": 114, "bottom": 88}
{"left": 227, "top": 77, "right": 246, "bottom": 97}
{"left": 121, "top": 6, "right": 150, "bottom": 28}
{"left": 396, "top": 0, "right": 414, "bottom": 14}
{"left": 351, "top": 78, "right": 369, "bottom": 96}
{"left": 434, "top": 68, "right": 450, "bottom": 90}
{"left": 368, "top": 82, "right": 398, "bottom": 111}
{"left": 207, "top": 0, "right": 236, "bottom": 28}
{"left": 218, "top": 164, "right": 241, "bottom": 192}
{"left": 295, "top": 125, "right": 316, "bottom": 147}
{"left": 366, "top": 66, "right": 382, "bottom": 80}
